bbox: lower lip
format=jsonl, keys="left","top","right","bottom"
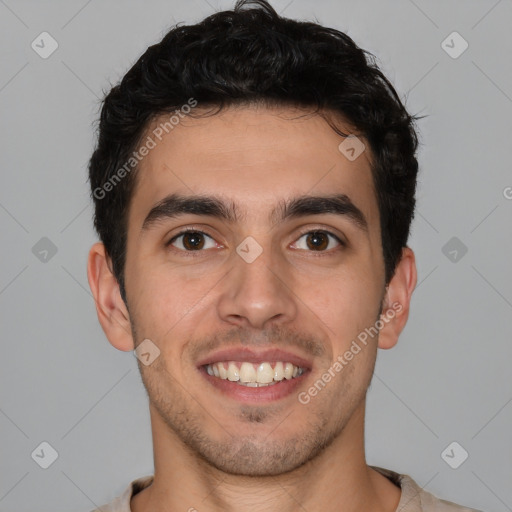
{"left": 198, "top": 366, "right": 309, "bottom": 403}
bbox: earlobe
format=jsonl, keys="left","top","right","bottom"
{"left": 378, "top": 247, "right": 417, "bottom": 350}
{"left": 87, "top": 242, "right": 135, "bottom": 352}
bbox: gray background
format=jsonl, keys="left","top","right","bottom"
{"left": 1, "top": 1, "right": 511, "bottom": 511}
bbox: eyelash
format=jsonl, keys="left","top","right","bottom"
{"left": 166, "top": 226, "right": 345, "bottom": 257}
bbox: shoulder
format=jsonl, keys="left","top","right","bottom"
{"left": 89, "top": 475, "right": 154, "bottom": 512}
{"left": 370, "top": 466, "right": 484, "bottom": 512}
{"left": 419, "top": 488, "right": 484, "bottom": 512}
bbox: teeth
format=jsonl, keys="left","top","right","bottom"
{"left": 257, "top": 362, "right": 274, "bottom": 384}
{"left": 239, "top": 362, "right": 257, "bottom": 383}
{"left": 274, "top": 361, "right": 284, "bottom": 380}
{"left": 218, "top": 363, "right": 228, "bottom": 379}
{"left": 205, "top": 361, "right": 305, "bottom": 385}
{"left": 238, "top": 380, "right": 278, "bottom": 387}
{"left": 284, "top": 362, "right": 294, "bottom": 380}
{"left": 227, "top": 362, "right": 239, "bottom": 381}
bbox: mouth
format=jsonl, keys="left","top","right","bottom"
{"left": 204, "top": 360, "right": 305, "bottom": 386}
{"left": 196, "top": 348, "right": 312, "bottom": 403}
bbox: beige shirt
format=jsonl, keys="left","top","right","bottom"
{"left": 90, "top": 466, "right": 482, "bottom": 512}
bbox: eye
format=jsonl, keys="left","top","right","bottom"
{"left": 291, "top": 230, "right": 343, "bottom": 252}
{"left": 166, "top": 228, "right": 344, "bottom": 255}
{"left": 167, "top": 229, "right": 218, "bottom": 252}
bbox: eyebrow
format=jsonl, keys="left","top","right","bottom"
{"left": 140, "top": 192, "right": 368, "bottom": 234}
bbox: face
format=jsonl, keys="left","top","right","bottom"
{"left": 121, "top": 106, "right": 388, "bottom": 476}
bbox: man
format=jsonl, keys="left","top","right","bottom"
{"left": 87, "top": 1, "right": 482, "bottom": 510}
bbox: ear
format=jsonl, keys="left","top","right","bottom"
{"left": 377, "top": 246, "right": 417, "bottom": 350}
{"left": 87, "top": 242, "right": 134, "bottom": 352}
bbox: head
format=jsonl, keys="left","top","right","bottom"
{"left": 88, "top": 0, "right": 418, "bottom": 476}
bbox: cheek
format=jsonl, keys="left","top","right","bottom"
{"left": 126, "top": 262, "right": 183, "bottom": 341}
{"left": 298, "top": 270, "right": 381, "bottom": 342}
{"left": 127, "top": 258, "right": 223, "bottom": 361}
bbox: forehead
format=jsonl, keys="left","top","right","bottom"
{"left": 128, "top": 106, "right": 379, "bottom": 234}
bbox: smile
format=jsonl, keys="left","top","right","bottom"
{"left": 204, "top": 361, "right": 305, "bottom": 387}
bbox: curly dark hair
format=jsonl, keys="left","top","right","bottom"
{"left": 88, "top": 0, "right": 420, "bottom": 305}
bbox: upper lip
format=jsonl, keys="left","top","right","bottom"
{"left": 196, "top": 348, "right": 313, "bottom": 370}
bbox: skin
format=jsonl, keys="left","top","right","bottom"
{"left": 87, "top": 105, "right": 417, "bottom": 512}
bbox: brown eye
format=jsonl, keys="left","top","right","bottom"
{"left": 292, "top": 230, "right": 343, "bottom": 252}
{"left": 305, "top": 231, "right": 329, "bottom": 250}
{"left": 182, "top": 232, "right": 205, "bottom": 250}
{"left": 168, "top": 230, "right": 216, "bottom": 251}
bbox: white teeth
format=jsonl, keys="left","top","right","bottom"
{"left": 284, "top": 362, "right": 294, "bottom": 380}
{"left": 239, "top": 362, "right": 257, "bottom": 383}
{"left": 227, "top": 362, "right": 240, "bottom": 381}
{"left": 274, "top": 361, "right": 284, "bottom": 381}
{"left": 205, "top": 361, "right": 305, "bottom": 385}
{"left": 257, "top": 362, "right": 275, "bottom": 384}
{"left": 238, "top": 381, "right": 277, "bottom": 387}
{"left": 218, "top": 363, "right": 227, "bottom": 379}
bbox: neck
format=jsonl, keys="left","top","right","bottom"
{"left": 131, "top": 401, "right": 401, "bottom": 512}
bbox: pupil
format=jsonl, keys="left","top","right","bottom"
{"left": 184, "top": 232, "right": 204, "bottom": 250}
{"left": 308, "top": 231, "right": 327, "bottom": 250}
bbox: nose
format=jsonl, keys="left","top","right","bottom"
{"left": 216, "top": 242, "right": 298, "bottom": 330}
